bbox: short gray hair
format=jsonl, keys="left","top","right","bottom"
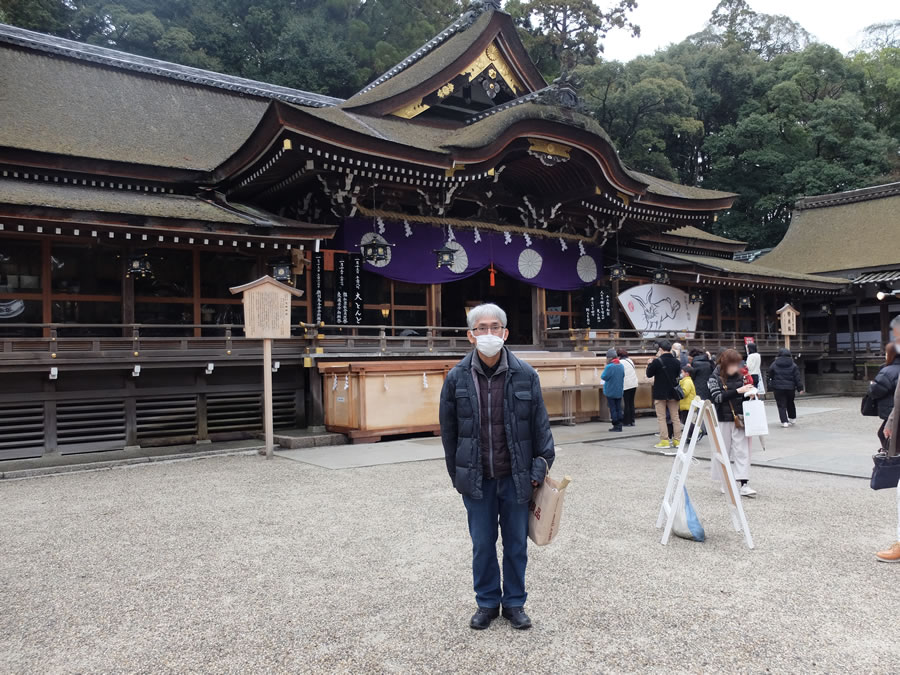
{"left": 891, "top": 314, "right": 900, "bottom": 330}
{"left": 467, "top": 303, "right": 507, "bottom": 330}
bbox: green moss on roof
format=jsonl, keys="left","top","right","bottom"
{"left": 0, "top": 179, "right": 251, "bottom": 224}
{"left": 342, "top": 10, "right": 494, "bottom": 109}
{"left": 0, "top": 47, "right": 268, "bottom": 171}
{"left": 665, "top": 251, "right": 846, "bottom": 285}
{"left": 762, "top": 192, "right": 900, "bottom": 274}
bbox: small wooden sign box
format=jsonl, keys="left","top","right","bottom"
{"left": 230, "top": 276, "right": 304, "bottom": 458}
{"left": 656, "top": 398, "right": 754, "bottom": 549}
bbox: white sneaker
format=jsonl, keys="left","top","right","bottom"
{"left": 782, "top": 422, "right": 789, "bottom": 428}
{"left": 739, "top": 484, "right": 757, "bottom": 498}
{"left": 788, "top": 419, "right": 796, "bottom": 426}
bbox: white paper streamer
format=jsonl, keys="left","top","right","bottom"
{"left": 447, "top": 225, "right": 455, "bottom": 242}
{"left": 403, "top": 220, "right": 413, "bottom": 237}
{"left": 503, "top": 231, "right": 512, "bottom": 245}
{"left": 344, "top": 374, "right": 349, "bottom": 390}
{"left": 383, "top": 374, "right": 389, "bottom": 391}
{"left": 593, "top": 367, "right": 598, "bottom": 380}
{"left": 332, "top": 374, "right": 337, "bottom": 391}
{"left": 559, "top": 238, "right": 567, "bottom": 251}
{"left": 563, "top": 367, "right": 568, "bottom": 382}
{"left": 473, "top": 226, "right": 481, "bottom": 243}
{"left": 523, "top": 232, "right": 532, "bottom": 247}
{"left": 376, "top": 216, "right": 385, "bottom": 234}
{"left": 423, "top": 372, "right": 428, "bottom": 388}
{"left": 578, "top": 240, "right": 586, "bottom": 256}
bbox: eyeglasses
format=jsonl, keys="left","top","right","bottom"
{"left": 471, "top": 323, "right": 504, "bottom": 335}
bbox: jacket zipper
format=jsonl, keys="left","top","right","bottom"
{"left": 487, "top": 374, "right": 495, "bottom": 479}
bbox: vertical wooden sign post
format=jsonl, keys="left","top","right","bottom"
{"left": 777, "top": 303, "right": 799, "bottom": 350}
{"left": 230, "top": 276, "right": 304, "bottom": 459}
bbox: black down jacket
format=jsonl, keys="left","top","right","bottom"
{"left": 869, "top": 362, "right": 900, "bottom": 420}
{"left": 440, "top": 349, "right": 555, "bottom": 504}
{"left": 768, "top": 349, "right": 803, "bottom": 391}
{"left": 646, "top": 352, "right": 683, "bottom": 400}
{"left": 690, "top": 354, "right": 713, "bottom": 400}
{"left": 707, "top": 365, "right": 747, "bottom": 423}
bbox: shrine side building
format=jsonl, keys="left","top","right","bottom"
{"left": 0, "top": 3, "right": 853, "bottom": 456}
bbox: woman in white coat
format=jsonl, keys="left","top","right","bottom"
{"left": 746, "top": 342, "right": 765, "bottom": 398}
{"left": 617, "top": 348, "right": 639, "bottom": 427}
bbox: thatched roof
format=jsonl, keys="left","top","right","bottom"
{"left": 761, "top": 183, "right": 900, "bottom": 274}
{"left": 665, "top": 252, "right": 846, "bottom": 287}
{"left": 0, "top": 23, "right": 340, "bottom": 171}
{"left": 663, "top": 226, "right": 746, "bottom": 245}
{"left": 0, "top": 179, "right": 251, "bottom": 223}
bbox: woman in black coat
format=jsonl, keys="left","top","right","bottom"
{"left": 869, "top": 344, "right": 900, "bottom": 450}
{"left": 767, "top": 348, "right": 803, "bottom": 427}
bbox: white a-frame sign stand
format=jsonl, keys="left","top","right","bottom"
{"left": 656, "top": 398, "right": 754, "bottom": 549}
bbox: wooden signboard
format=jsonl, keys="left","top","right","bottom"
{"left": 776, "top": 303, "right": 800, "bottom": 349}
{"left": 656, "top": 398, "right": 754, "bottom": 549}
{"left": 230, "top": 276, "right": 304, "bottom": 458}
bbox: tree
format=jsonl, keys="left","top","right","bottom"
{"left": 506, "top": 0, "right": 639, "bottom": 77}
{"left": 691, "top": 0, "right": 811, "bottom": 61}
{"left": 855, "top": 20, "right": 900, "bottom": 52}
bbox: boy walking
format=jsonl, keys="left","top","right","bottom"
{"left": 602, "top": 348, "right": 625, "bottom": 432}
{"left": 679, "top": 366, "right": 697, "bottom": 437}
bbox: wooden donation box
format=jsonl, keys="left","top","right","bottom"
{"left": 230, "top": 276, "right": 303, "bottom": 457}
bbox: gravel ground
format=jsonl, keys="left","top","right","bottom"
{"left": 2, "top": 436, "right": 899, "bottom": 673}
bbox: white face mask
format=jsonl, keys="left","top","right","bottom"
{"left": 475, "top": 334, "right": 504, "bottom": 358}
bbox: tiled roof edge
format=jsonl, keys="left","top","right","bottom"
{"left": 0, "top": 22, "right": 343, "bottom": 108}
{"left": 795, "top": 181, "right": 900, "bottom": 210}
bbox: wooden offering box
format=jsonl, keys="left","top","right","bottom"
{"left": 317, "top": 353, "right": 656, "bottom": 443}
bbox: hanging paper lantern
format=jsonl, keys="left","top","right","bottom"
{"left": 271, "top": 263, "right": 293, "bottom": 285}
{"left": 125, "top": 253, "right": 153, "bottom": 279}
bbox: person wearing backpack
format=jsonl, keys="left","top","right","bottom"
{"left": 767, "top": 348, "right": 803, "bottom": 427}
{"left": 646, "top": 340, "right": 683, "bottom": 449}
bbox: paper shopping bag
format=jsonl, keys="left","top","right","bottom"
{"left": 742, "top": 398, "right": 769, "bottom": 437}
{"left": 528, "top": 456, "right": 570, "bottom": 546}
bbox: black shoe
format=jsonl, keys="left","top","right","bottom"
{"left": 625, "top": 422, "right": 635, "bottom": 427}
{"left": 469, "top": 606, "right": 499, "bottom": 630}
{"left": 502, "top": 606, "right": 532, "bottom": 630}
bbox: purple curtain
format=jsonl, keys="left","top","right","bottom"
{"left": 340, "top": 217, "right": 602, "bottom": 291}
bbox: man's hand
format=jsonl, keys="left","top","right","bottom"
{"left": 532, "top": 480, "right": 539, "bottom": 487}
{"left": 886, "top": 427, "right": 893, "bottom": 439}
{"left": 737, "top": 384, "right": 753, "bottom": 394}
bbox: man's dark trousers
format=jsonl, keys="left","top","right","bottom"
{"left": 462, "top": 475, "right": 529, "bottom": 609}
{"left": 607, "top": 397, "right": 623, "bottom": 426}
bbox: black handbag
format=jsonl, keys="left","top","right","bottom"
{"left": 860, "top": 394, "right": 879, "bottom": 417}
{"left": 870, "top": 451, "right": 900, "bottom": 490}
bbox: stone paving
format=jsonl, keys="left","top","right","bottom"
{"left": 1, "top": 396, "right": 897, "bottom": 673}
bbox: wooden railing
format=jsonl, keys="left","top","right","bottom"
{"left": 0, "top": 323, "right": 861, "bottom": 370}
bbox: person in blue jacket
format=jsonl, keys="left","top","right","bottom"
{"left": 602, "top": 347, "right": 625, "bottom": 432}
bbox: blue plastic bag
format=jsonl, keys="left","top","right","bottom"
{"left": 673, "top": 487, "right": 706, "bottom": 542}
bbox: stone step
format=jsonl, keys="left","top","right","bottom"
{"left": 265, "top": 429, "right": 348, "bottom": 449}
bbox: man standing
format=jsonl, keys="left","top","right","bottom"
{"left": 440, "top": 303, "right": 555, "bottom": 630}
{"left": 646, "top": 340, "right": 683, "bottom": 449}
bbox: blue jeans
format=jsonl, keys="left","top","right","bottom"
{"left": 608, "top": 397, "right": 623, "bottom": 425}
{"left": 462, "top": 476, "right": 529, "bottom": 608}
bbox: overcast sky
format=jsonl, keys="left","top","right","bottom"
{"left": 601, "top": 0, "right": 899, "bottom": 62}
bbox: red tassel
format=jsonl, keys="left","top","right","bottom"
{"left": 489, "top": 263, "right": 496, "bottom": 287}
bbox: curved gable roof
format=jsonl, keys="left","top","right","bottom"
{"left": 340, "top": 8, "right": 546, "bottom": 115}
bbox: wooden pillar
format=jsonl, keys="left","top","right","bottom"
{"left": 192, "top": 249, "right": 201, "bottom": 337}
{"left": 41, "top": 239, "right": 51, "bottom": 338}
{"left": 196, "top": 372, "right": 209, "bottom": 441}
{"left": 713, "top": 289, "right": 722, "bottom": 333}
{"left": 612, "top": 279, "right": 621, "bottom": 329}
{"left": 530, "top": 286, "right": 541, "bottom": 345}
{"left": 307, "top": 364, "right": 325, "bottom": 429}
{"left": 43, "top": 379, "right": 57, "bottom": 454}
{"left": 881, "top": 302, "right": 890, "bottom": 347}
{"left": 124, "top": 378, "right": 138, "bottom": 448}
{"left": 756, "top": 291, "right": 766, "bottom": 338}
{"left": 122, "top": 249, "right": 135, "bottom": 337}
{"left": 849, "top": 302, "right": 857, "bottom": 379}
{"left": 428, "top": 283, "right": 442, "bottom": 328}
{"left": 828, "top": 308, "right": 838, "bottom": 352}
